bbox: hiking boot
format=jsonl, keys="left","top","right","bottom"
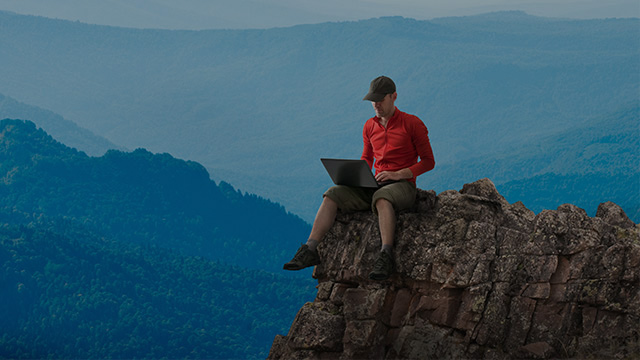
{"left": 369, "top": 251, "right": 394, "bottom": 281}
{"left": 283, "top": 244, "right": 321, "bottom": 270}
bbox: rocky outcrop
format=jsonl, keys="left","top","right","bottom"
{"left": 269, "top": 179, "right": 640, "bottom": 359}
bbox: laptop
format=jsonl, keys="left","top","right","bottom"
{"left": 321, "top": 158, "right": 396, "bottom": 188}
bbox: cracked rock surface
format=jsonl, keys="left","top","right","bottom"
{"left": 269, "top": 178, "right": 640, "bottom": 359}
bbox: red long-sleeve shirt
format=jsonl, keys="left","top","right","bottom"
{"left": 361, "top": 107, "right": 435, "bottom": 185}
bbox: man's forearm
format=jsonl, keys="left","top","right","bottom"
{"left": 396, "top": 168, "right": 414, "bottom": 179}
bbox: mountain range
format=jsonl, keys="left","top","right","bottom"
{"left": 1, "top": 0, "right": 636, "bottom": 30}
{"left": 0, "top": 118, "right": 316, "bottom": 358}
{"left": 0, "top": 10, "right": 637, "bottom": 221}
{"left": 446, "top": 104, "right": 639, "bottom": 221}
{"left": 2, "top": 10, "right": 638, "bottom": 358}
{"left": 0, "top": 118, "right": 311, "bottom": 272}
{"left": 0, "top": 92, "right": 118, "bottom": 156}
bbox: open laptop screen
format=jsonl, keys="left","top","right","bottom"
{"left": 320, "top": 158, "right": 379, "bottom": 188}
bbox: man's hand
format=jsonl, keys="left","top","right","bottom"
{"left": 375, "top": 168, "right": 413, "bottom": 182}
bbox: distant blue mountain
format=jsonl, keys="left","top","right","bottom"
{"left": 0, "top": 11, "right": 637, "bottom": 220}
{"left": 0, "top": 93, "right": 119, "bottom": 156}
{"left": 432, "top": 105, "right": 640, "bottom": 222}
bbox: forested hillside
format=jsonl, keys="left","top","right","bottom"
{"left": 0, "top": 11, "right": 636, "bottom": 221}
{"left": 0, "top": 119, "right": 311, "bottom": 273}
{"left": 0, "top": 119, "right": 317, "bottom": 358}
{"left": 0, "top": 222, "right": 314, "bottom": 359}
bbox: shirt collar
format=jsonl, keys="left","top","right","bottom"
{"left": 374, "top": 107, "right": 399, "bottom": 126}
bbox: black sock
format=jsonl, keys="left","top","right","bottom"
{"left": 381, "top": 244, "right": 392, "bottom": 255}
{"left": 306, "top": 238, "right": 319, "bottom": 252}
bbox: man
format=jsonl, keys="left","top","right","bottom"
{"left": 283, "top": 75, "right": 435, "bottom": 281}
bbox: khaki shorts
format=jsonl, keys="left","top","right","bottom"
{"left": 323, "top": 180, "right": 417, "bottom": 215}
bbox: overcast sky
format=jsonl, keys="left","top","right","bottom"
{"left": 0, "top": 0, "right": 637, "bottom": 29}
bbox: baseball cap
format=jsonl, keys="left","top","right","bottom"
{"left": 363, "top": 76, "right": 396, "bottom": 102}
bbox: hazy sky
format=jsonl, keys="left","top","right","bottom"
{"left": 0, "top": 0, "right": 638, "bottom": 29}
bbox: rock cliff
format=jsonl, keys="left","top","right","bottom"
{"left": 269, "top": 179, "right": 639, "bottom": 359}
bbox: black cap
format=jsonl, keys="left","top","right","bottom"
{"left": 363, "top": 76, "right": 396, "bottom": 102}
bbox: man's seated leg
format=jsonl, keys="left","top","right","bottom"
{"left": 283, "top": 186, "right": 374, "bottom": 271}
{"left": 369, "top": 198, "right": 396, "bottom": 280}
{"left": 368, "top": 181, "right": 417, "bottom": 280}
{"left": 283, "top": 196, "right": 337, "bottom": 270}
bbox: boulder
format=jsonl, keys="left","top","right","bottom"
{"left": 269, "top": 179, "right": 640, "bottom": 359}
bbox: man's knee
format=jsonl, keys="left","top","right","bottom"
{"left": 375, "top": 198, "right": 394, "bottom": 213}
{"left": 322, "top": 194, "right": 338, "bottom": 208}
{"left": 324, "top": 185, "right": 373, "bottom": 213}
{"left": 371, "top": 181, "right": 416, "bottom": 214}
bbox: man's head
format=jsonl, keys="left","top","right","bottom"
{"left": 364, "top": 76, "right": 397, "bottom": 119}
